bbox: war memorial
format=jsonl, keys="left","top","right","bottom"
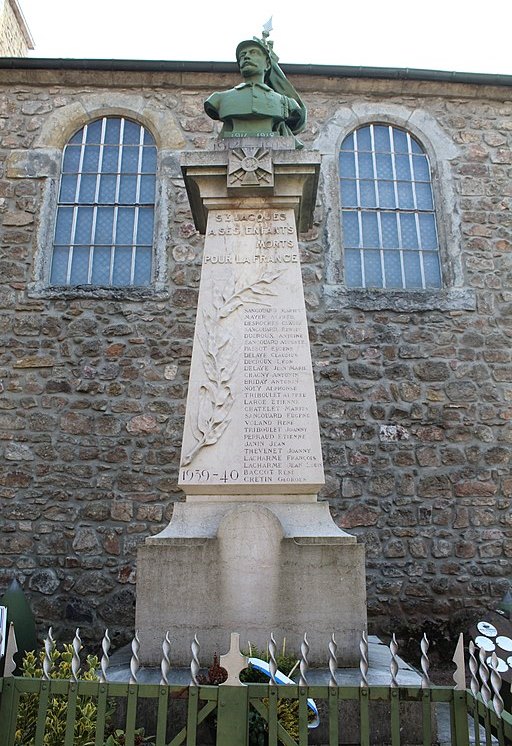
{"left": 135, "top": 30, "right": 367, "bottom": 665}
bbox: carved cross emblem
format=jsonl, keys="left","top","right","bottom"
{"left": 220, "top": 632, "right": 249, "bottom": 686}
{"left": 227, "top": 147, "right": 273, "bottom": 188}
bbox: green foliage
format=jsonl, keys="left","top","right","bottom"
{"left": 14, "top": 645, "right": 153, "bottom": 746}
{"left": 15, "top": 644, "right": 102, "bottom": 746}
{"left": 104, "top": 729, "right": 152, "bottom": 746}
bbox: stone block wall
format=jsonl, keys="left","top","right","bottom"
{"left": 0, "top": 0, "right": 32, "bottom": 57}
{"left": 0, "top": 65, "right": 510, "bottom": 651}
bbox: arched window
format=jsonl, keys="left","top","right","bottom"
{"left": 50, "top": 116, "right": 157, "bottom": 287}
{"left": 340, "top": 124, "right": 441, "bottom": 289}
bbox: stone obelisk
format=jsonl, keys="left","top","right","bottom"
{"left": 136, "top": 34, "right": 366, "bottom": 665}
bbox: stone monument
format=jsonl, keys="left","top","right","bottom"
{"left": 136, "top": 27, "right": 367, "bottom": 666}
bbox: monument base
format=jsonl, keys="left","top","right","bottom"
{"left": 136, "top": 501, "right": 367, "bottom": 666}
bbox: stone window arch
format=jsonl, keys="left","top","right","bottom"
{"left": 20, "top": 94, "right": 186, "bottom": 298}
{"left": 50, "top": 116, "right": 157, "bottom": 288}
{"left": 317, "top": 103, "right": 476, "bottom": 312}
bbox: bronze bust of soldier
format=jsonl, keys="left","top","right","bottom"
{"left": 204, "top": 29, "right": 306, "bottom": 148}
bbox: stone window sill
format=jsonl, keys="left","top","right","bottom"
{"left": 323, "top": 285, "right": 476, "bottom": 313}
{"left": 27, "top": 283, "right": 170, "bottom": 301}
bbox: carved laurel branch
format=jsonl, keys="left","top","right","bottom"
{"left": 181, "top": 267, "right": 284, "bottom": 466}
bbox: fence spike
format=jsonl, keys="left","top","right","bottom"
{"left": 452, "top": 632, "right": 465, "bottom": 691}
{"left": 100, "top": 628, "right": 111, "bottom": 683}
{"left": 160, "top": 631, "right": 171, "bottom": 686}
{"left": 71, "top": 628, "right": 81, "bottom": 682}
{"left": 478, "top": 644, "right": 491, "bottom": 706}
{"left": 268, "top": 633, "right": 278, "bottom": 686}
{"left": 359, "top": 631, "right": 369, "bottom": 688}
{"left": 190, "top": 634, "right": 200, "bottom": 686}
{"left": 43, "top": 627, "right": 55, "bottom": 681}
{"left": 328, "top": 633, "right": 338, "bottom": 688}
{"left": 299, "top": 632, "right": 309, "bottom": 687}
{"left": 389, "top": 634, "right": 398, "bottom": 688}
{"left": 129, "top": 630, "right": 140, "bottom": 685}
{"left": 468, "top": 641, "right": 479, "bottom": 698}
{"left": 4, "top": 623, "right": 18, "bottom": 678}
{"left": 420, "top": 633, "right": 430, "bottom": 689}
{"left": 489, "top": 652, "right": 504, "bottom": 718}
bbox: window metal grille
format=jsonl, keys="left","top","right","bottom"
{"left": 340, "top": 124, "right": 441, "bottom": 289}
{"left": 50, "top": 117, "right": 157, "bottom": 287}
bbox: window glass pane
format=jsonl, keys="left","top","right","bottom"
{"left": 85, "top": 120, "right": 102, "bottom": 143}
{"left": 383, "top": 250, "right": 403, "bottom": 288}
{"left": 415, "top": 182, "right": 434, "bottom": 210}
{"left": 142, "top": 147, "right": 157, "bottom": 173}
{"left": 91, "top": 246, "right": 112, "bottom": 284}
{"left": 50, "top": 246, "right": 69, "bottom": 284}
{"left": 395, "top": 154, "right": 412, "bottom": 180}
{"left": 79, "top": 174, "right": 97, "bottom": 202}
{"left": 123, "top": 120, "right": 141, "bottom": 145}
{"left": 69, "top": 130, "right": 83, "bottom": 145}
{"left": 74, "top": 207, "right": 94, "bottom": 244}
{"left": 360, "top": 181, "right": 376, "bottom": 208}
{"left": 423, "top": 252, "right": 442, "bottom": 287}
{"left": 342, "top": 211, "right": 359, "bottom": 247}
{"left": 140, "top": 175, "right": 155, "bottom": 204}
{"left": 121, "top": 146, "right": 140, "bottom": 173}
{"left": 373, "top": 125, "right": 391, "bottom": 152}
{"left": 143, "top": 129, "right": 155, "bottom": 146}
{"left": 364, "top": 250, "right": 383, "bottom": 287}
{"left": 412, "top": 155, "right": 430, "bottom": 181}
{"left": 102, "top": 146, "right": 120, "bottom": 172}
{"left": 54, "top": 206, "right": 74, "bottom": 244}
{"left": 62, "top": 146, "right": 81, "bottom": 173}
{"left": 70, "top": 246, "right": 90, "bottom": 284}
{"left": 392, "top": 129, "right": 409, "bottom": 153}
{"left": 356, "top": 126, "right": 372, "bottom": 151}
{"left": 411, "top": 137, "right": 422, "bottom": 154}
{"left": 381, "top": 212, "right": 399, "bottom": 248}
{"left": 397, "top": 181, "right": 414, "bottom": 209}
{"left": 345, "top": 248, "right": 362, "bottom": 287}
{"left": 362, "top": 211, "right": 379, "bottom": 248}
{"left": 419, "top": 213, "right": 438, "bottom": 249}
{"left": 60, "top": 174, "right": 77, "bottom": 203}
{"left": 82, "top": 145, "right": 100, "bottom": 173}
{"left": 137, "top": 208, "right": 154, "bottom": 244}
{"left": 403, "top": 251, "right": 422, "bottom": 287}
{"left": 98, "top": 174, "right": 117, "bottom": 203}
{"left": 340, "top": 151, "right": 356, "bottom": 178}
{"left": 134, "top": 246, "right": 152, "bottom": 285}
{"left": 340, "top": 179, "right": 357, "bottom": 207}
{"left": 358, "top": 152, "right": 374, "bottom": 179}
{"left": 94, "top": 207, "right": 115, "bottom": 244}
{"left": 112, "top": 246, "right": 133, "bottom": 285}
{"left": 105, "top": 118, "right": 121, "bottom": 144}
{"left": 116, "top": 207, "right": 135, "bottom": 245}
{"left": 119, "top": 174, "right": 137, "bottom": 204}
{"left": 341, "top": 132, "right": 354, "bottom": 151}
{"left": 378, "top": 181, "right": 396, "bottom": 209}
{"left": 400, "top": 213, "right": 419, "bottom": 249}
{"left": 376, "top": 153, "right": 393, "bottom": 179}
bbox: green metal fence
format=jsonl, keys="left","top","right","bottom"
{"left": 1, "top": 675, "right": 512, "bottom": 746}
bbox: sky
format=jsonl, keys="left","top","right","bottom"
{"left": 19, "top": 0, "right": 512, "bottom": 76}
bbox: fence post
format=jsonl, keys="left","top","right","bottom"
{"left": 451, "top": 690, "right": 470, "bottom": 746}
{"left": 216, "top": 633, "right": 249, "bottom": 746}
{"left": 0, "top": 678, "right": 18, "bottom": 746}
